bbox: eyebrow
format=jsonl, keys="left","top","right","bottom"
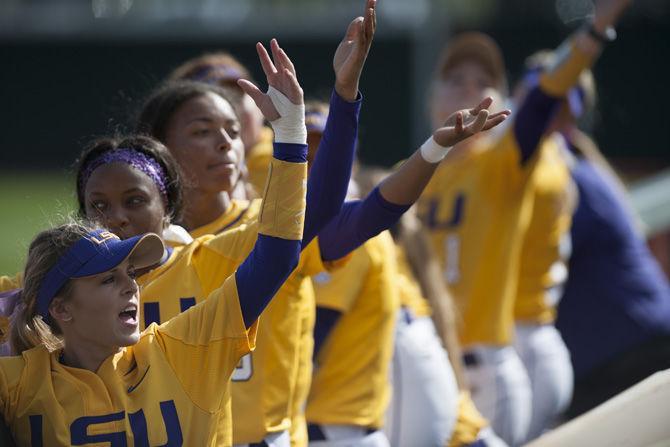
{"left": 186, "top": 116, "right": 240, "bottom": 126}
{"left": 88, "top": 187, "right": 148, "bottom": 197}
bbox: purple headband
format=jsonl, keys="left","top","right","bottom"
{"left": 306, "top": 110, "right": 327, "bottom": 133}
{"left": 80, "top": 149, "right": 169, "bottom": 204}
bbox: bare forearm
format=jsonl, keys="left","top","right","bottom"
{"left": 378, "top": 150, "right": 439, "bottom": 206}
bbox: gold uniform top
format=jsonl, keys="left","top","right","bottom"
{"left": 418, "top": 39, "right": 595, "bottom": 347}
{"left": 246, "top": 127, "right": 274, "bottom": 196}
{"left": 307, "top": 231, "right": 400, "bottom": 429}
{"left": 158, "top": 205, "right": 323, "bottom": 444}
{"left": 395, "top": 245, "right": 432, "bottom": 318}
{"left": 514, "top": 137, "right": 577, "bottom": 324}
{"left": 0, "top": 275, "right": 257, "bottom": 446}
{"left": 417, "top": 130, "right": 537, "bottom": 347}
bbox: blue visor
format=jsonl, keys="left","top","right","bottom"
{"left": 36, "top": 230, "right": 164, "bottom": 319}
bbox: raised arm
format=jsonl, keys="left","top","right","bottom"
{"left": 235, "top": 40, "right": 308, "bottom": 328}
{"left": 319, "top": 97, "right": 510, "bottom": 261}
{"left": 302, "top": 0, "right": 376, "bottom": 248}
{"left": 514, "top": 0, "right": 632, "bottom": 163}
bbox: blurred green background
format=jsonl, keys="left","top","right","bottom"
{"left": 0, "top": 172, "right": 75, "bottom": 274}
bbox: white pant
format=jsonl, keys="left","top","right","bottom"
{"left": 513, "top": 323, "right": 573, "bottom": 442}
{"left": 464, "top": 345, "right": 532, "bottom": 447}
{"left": 384, "top": 315, "right": 459, "bottom": 446}
{"left": 234, "top": 430, "right": 290, "bottom": 447}
{"left": 308, "top": 425, "right": 390, "bottom": 447}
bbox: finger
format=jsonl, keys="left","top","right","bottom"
{"left": 365, "top": 0, "right": 377, "bottom": 41}
{"left": 466, "top": 109, "right": 489, "bottom": 134}
{"left": 488, "top": 109, "right": 511, "bottom": 120}
{"left": 270, "top": 38, "right": 286, "bottom": 74}
{"left": 237, "top": 79, "right": 266, "bottom": 105}
{"left": 482, "top": 113, "right": 509, "bottom": 131}
{"left": 469, "top": 96, "right": 493, "bottom": 115}
{"left": 455, "top": 112, "right": 464, "bottom": 134}
{"left": 343, "top": 17, "right": 363, "bottom": 43}
{"left": 256, "top": 42, "right": 277, "bottom": 77}
{"left": 276, "top": 43, "right": 297, "bottom": 77}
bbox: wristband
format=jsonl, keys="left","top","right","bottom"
{"left": 267, "top": 86, "right": 307, "bottom": 144}
{"left": 419, "top": 136, "right": 452, "bottom": 163}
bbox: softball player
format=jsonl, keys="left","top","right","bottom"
{"left": 0, "top": 86, "right": 309, "bottom": 443}
{"left": 418, "top": 4, "right": 630, "bottom": 438}
{"left": 506, "top": 50, "right": 586, "bottom": 440}
{"left": 167, "top": 45, "right": 273, "bottom": 197}
{"left": 303, "top": 105, "right": 509, "bottom": 446}
{"left": 135, "top": 4, "right": 377, "bottom": 444}
{"left": 548, "top": 3, "right": 670, "bottom": 417}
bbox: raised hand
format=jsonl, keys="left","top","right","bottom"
{"left": 333, "top": 0, "right": 377, "bottom": 101}
{"left": 433, "top": 97, "right": 510, "bottom": 148}
{"left": 238, "top": 38, "right": 304, "bottom": 121}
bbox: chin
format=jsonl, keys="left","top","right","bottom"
{"left": 118, "top": 331, "right": 141, "bottom": 347}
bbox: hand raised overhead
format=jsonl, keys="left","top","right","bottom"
{"left": 432, "top": 97, "right": 511, "bottom": 148}
{"left": 238, "top": 38, "right": 304, "bottom": 122}
{"left": 333, "top": 0, "right": 377, "bottom": 101}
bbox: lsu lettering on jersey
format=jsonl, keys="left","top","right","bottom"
{"left": 149, "top": 204, "right": 323, "bottom": 442}
{"left": 0, "top": 275, "right": 256, "bottom": 446}
{"left": 515, "top": 136, "right": 577, "bottom": 323}
{"left": 246, "top": 127, "right": 274, "bottom": 196}
{"left": 307, "top": 231, "right": 400, "bottom": 429}
{"left": 417, "top": 130, "right": 536, "bottom": 347}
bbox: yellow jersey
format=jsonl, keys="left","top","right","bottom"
{"left": 246, "top": 127, "right": 274, "bottom": 196}
{"left": 151, "top": 205, "right": 323, "bottom": 443}
{"left": 515, "top": 136, "right": 576, "bottom": 323}
{"left": 0, "top": 275, "right": 256, "bottom": 446}
{"left": 417, "top": 130, "right": 537, "bottom": 347}
{"left": 395, "top": 245, "right": 432, "bottom": 318}
{"left": 0, "top": 274, "right": 22, "bottom": 293}
{"left": 307, "top": 231, "right": 400, "bottom": 429}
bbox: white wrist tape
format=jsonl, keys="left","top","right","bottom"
{"left": 419, "top": 136, "right": 452, "bottom": 163}
{"left": 267, "top": 86, "right": 307, "bottom": 145}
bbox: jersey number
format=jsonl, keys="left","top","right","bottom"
{"left": 232, "top": 354, "right": 253, "bottom": 381}
{"left": 30, "top": 400, "right": 183, "bottom": 447}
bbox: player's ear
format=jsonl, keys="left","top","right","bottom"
{"left": 49, "top": 297, "right": 73, "bottom": 326}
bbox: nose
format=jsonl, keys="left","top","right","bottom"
{"left": 123, "top": 273, "right": 139, "bottom": 296}
{"left": 103, "top": 206, "right": 130, "bottom": 236}
{"left": 216, "top": 129, "right": 233, "bottom": 153}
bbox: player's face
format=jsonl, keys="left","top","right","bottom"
{"left": 430, "top": 60, "right": 503, "bottom": 130}
{"left": 163, "top": 92, "right": 245, "bottom": 196}
{"left": 84, "top": 162, "right": 167, "bottom": 239}
{"left": 61, "top": 258, "right": 140, "bottom": 351}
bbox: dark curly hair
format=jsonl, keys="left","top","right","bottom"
{"left": 74, "top": 135, "right": 184, "bottom": 223}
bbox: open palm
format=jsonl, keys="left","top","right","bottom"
{"left": 433, "top": 97, "right": 511, "bottom": 148}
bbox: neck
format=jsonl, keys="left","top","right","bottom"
{"left": 180, "top": 188, "right": 231, "bottom": 231}
{"left": 61, "top": 341, "right": 120, "bottom": 372}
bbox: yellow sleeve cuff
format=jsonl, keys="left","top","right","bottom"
{"left": 258, "top": 158, "right": 307, "bottom": 240}
{"left": 539, "top": 39, "right": 595, "bottom": 97}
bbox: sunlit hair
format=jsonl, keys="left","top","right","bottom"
{"left": 10, "top": 221, "right": 96, "bottom": 354}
